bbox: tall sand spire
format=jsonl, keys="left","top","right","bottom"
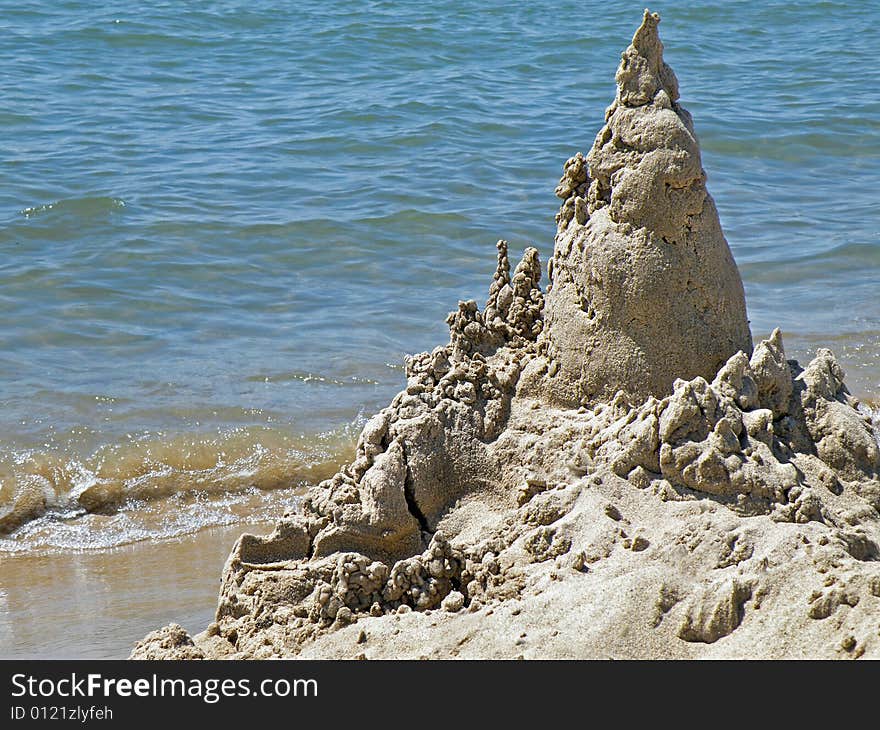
{"left": 541, "top": 9, "right": 753, "bottom": 405}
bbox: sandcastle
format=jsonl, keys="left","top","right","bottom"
{"left": 133, "top": 11, "right": 880, "bottom": 660}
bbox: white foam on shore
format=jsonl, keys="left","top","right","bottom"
{"left": 0, "top": 419, "right": 363, "bottom": 552}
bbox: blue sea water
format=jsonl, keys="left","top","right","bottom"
{"left": 0, "top": 1, "right": 878, "bottom": 549}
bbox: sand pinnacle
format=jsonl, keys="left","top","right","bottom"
{"left": 539, "top": 9, "right": 753, "bottom": 405}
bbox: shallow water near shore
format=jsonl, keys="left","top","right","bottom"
{"left": 0, "top": 522, "right": 273, "bottom": 659}
{"left": 1, "top": 0, "right": 879, "bottom": 658}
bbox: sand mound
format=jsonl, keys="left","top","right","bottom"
{"left": 133, "top": 10, "right": 880, "bottom": 660}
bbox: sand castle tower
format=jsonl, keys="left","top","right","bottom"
{"left": 542, "top": 10, "right": 752, "bottom": 405}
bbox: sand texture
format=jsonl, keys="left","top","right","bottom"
{"left": 131, "top": 10, "right": 880, "bottom": 661}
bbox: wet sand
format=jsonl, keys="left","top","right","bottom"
{"left": 0, "top": 522, "right": 272, "bottom": 659}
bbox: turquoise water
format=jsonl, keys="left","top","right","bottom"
{"left": 0, "top": 1, "right": 878, "bottom": 549}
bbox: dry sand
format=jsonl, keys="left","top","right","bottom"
{"left": 132, "top": 10, "right": 880, "bottom": 661}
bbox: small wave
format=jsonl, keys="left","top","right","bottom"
{"left": 20, "top": 197, "right": 126, "bottom": 220}
{"left": 244, "top": 370, "right": 380, "bottom": 386}
{"left": 0, "top": 487, "right": 301, "bottom": 554}
{"left": 869, "top": 404, "right": 880, "bottom": 434}
{"left": 0, "top": 424, "right": 355, "bottom": 551}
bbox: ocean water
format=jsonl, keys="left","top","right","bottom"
{"left": 0, "top": 0, "right": 878, "bottom": 554}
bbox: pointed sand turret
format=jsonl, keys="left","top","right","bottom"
{"left": 542, "top": 9, "right": 753, "bottom": 405}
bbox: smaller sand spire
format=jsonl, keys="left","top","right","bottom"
{"left": 507, "top": 247, "right": 543, "bottom": 340}
{"left": 445, "top": 241, "right": 543, "bottom": 360}
{"left": 480, "top": 240, "right": 543, "bottom": 343}
{"left": 484, "top": 239, "right": 511, "bottom": 322}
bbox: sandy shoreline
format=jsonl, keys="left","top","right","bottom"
{"left": 0, "top": 522, "right": 272, "bottom": 659}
